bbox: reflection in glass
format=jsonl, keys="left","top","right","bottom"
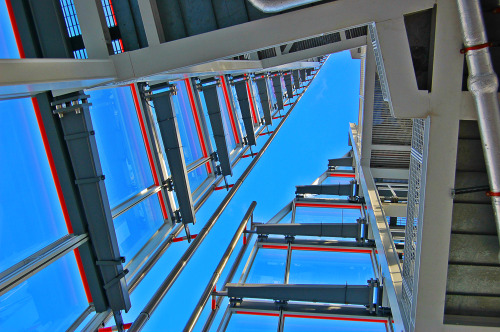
{"left": 284, "top": 316, "right": 386, "bottom": 332}
{"left": 251, "top": 81, "right": 264, "bottom": 120}
{"left": 188, "top": 164, "right": 208, "bottom": 192}
{"left": 294, "top": 207, "right": 361, "bottom": 224}
{"left": 0, "top": 254, "right": 88, "bottom": 331}
{"left": 289, "top": 250, "right": 373, "bottom": 285}
{"left": 114, "top": 194, "right": 163, "bottom": 259}
{"left": 90, "top": 87, "right": 154, "bottom": 207}
{"left": 0, "top": 4, "right": 20, "bottom": 59}
{"left": 172, "top": 80, "right": 203, "bottom": 165}
{"left": 246, "top": 248, "right": 287, "bottom": 284}
{"left": 0, "top": 98, "right": 67, "bottom": 271}
{"left": 230, "top": 85, "right": 246, "bottom": 133}
{"left": 217, "top": 87, "right": 237, "bottom": 151}
{"left": 225, "top": 313, "right": 278, "bottom": 332}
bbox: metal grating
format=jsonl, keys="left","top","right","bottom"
{"left": 401, "top": 118, "right": 426, "bottom": 329}
{"left": 370, "top": 150, "right": 411, "bottom": 169}
{"left": 257, "top": 47, "right": 277, "bottom": 60}
{"left": 288, "top": 32, "right": 341, "bottom": 53}
{"left": 369, "top": 23, "right": 392, "bottom": 109}
{"left": 345, "top": 26, "right": 368, "bottom": 39}
{"left": 372, "top": 74, "right": 413, "bottom": 145}
{"left": 60, "top": 0, "right": 81, "bottom": 37}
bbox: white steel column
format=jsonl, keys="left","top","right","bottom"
{"left": 73, "top": 0, "right": 110, "bottom": 58}
{"left": 411, "top": 1, "right": 464, "bottom": 331}
{"left": 137, "top": 0, "right": 164, "bottom": 46}
{"left": 360, "top": 43, "right": 376, "bottom": 164}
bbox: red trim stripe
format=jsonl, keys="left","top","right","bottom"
{"left": 220, "top": 76, "right": 240, "bottom": 145}
{"left": 262, "top": 245, "right": 288, "bottom": 250}
{"left": 295, "top": 203, "right": 361, "bottom": 209}
{"left": 5, "top": 0, "right": 25, "bottom": 58}
{"left": 184, "top": 79, "right": 212, "bottom": 174}
{"left": 236, "top": 311, "right": 279, "bottom": 317}
{"left": 291, "top": 246, "right": 373, "bottom": 254}
{"left": 283, "top": 313, "right": 387, "bottom": 323}
{"left": 130, "top": 85, "right": 168, "bottom": 219}
{"left": 245, "top": 80, "right": 258, "bottom": 124}
{"left": 329, "top": 173, "right": 356, "bottom": 178}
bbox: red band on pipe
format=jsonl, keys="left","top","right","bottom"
{"left": 236, "top": 311, "right": 279, "bottom": 317}
{"left": 214, "top": 184, "right": 234, "bottom": 191}
{"left": 460, "top": 42, "right": 492, "bottom": 54}
{"left": 272, "top": 116, "right": 285, "bottom": 119}
{"left": 243, "top": 235, "right": 247, "bottom": 245}
{"left": 259, "top": 131, "right": 274, "bottom": 136}
{"left": 262, "top": 245, "right": 288, "bottom": 250}
{"left": 486, "top": 191, "right": 500, "bottom": 197}
{"left": 211, "top": 285, "right": 216, "bottom": 310}
{"left": 295, "top": 202, "right": 362, "bottom": 209}
{"left": 329, "top": 173, "right": 356, "bottom": 178}
{"left": 283, "top": 313, "right": 387, "bottom": 323}
{"left": 291, "top": 246, "right": 373, "bottom": 254}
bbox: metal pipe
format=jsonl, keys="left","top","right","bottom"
{"left": 129, "top": 70, "right": 313, "bottom": 332}
{"left": 184, "top": 201, "right": 257, "bottom": 331}
{"left": 247, "top": 0, "right": 323, "bottom": 14}
{"left": 201, "top": 232, "right": 255, "bottom": 331}
{"left": 456, "top": 0, "right": 500, "bottom": 255}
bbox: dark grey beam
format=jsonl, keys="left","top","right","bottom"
{"left": 149, "top": 89, "right": 196, "bottom": 224}
{"left": 234, "top": 79, "right": 256, "bottom": 146}
{"left": 292, "top": 70, "right": 300, "bottom": 89}
{"left": 254, "top": 77, "right": 272, "bottom": 126}
{"left": 295, "top": 197, "right": 360, "bottom": 206}
{"left": 271, "top": 75, "right": 284, "bottom": 110}
{"left": 226, "top": 283, "right": 373, "bottom": 306}
{"left": 306, "top": 68, "right": 312, "bottom": 77}
{"left": 232, "top": 300, "right": 390, "bottom": 318}
{"left": 283, "top": 73, "right": 294, "bottom": 98}
{"left": 52, "top": 93, "right": 130, "bottom": 313}
{"left": 299, "top": 69, "right": 306, "bottom": 82}
{"left": 201, "top": 84, "right": 232, "bottom": 176}
{"left": 255, "top": 223, "right": 360, "bottom": 238}
{"left": 295, "top": 184, "right": 353, "bottom": 196}
{"left": 258, "top": 238, "right": 375, "bottom": 249}
{"left": 112, "top": 0, "right": 148, "bottom": 51}
{"left": 329, "top": 157, "right": 353, "bottom": 167}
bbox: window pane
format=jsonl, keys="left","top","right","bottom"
{"left": 230, "top": 85, "right": 246, "bottom": 133}
{"left": 268, "top": 78, "right": 277, "bottom": 111}
{"left": 217, "top": 86, "right": 237, "bottom": 151}
{"left": 0, "top": 254, "right": 88, "bottom": 331}
{"left": 172, "top": 80, "right": 203, "bottom": 165}
{"left": 114, "top": 194, "right": 164, "bottom": 259}
{"left": 294, "top": 207, "right": 361, "bottom": 224}
{"left": 0, "top": 99, "right": 67, "bottom": 271}
{"left": 0, "top": 4, "right": 20, "bottom": 58}
{"left": 188, "top": 165, "right": 208, "bottom": 191}
{"left": 284, "top": 316, "right": 387, "bottom": 332}
{"left": 246, "top": 248, "right": 286, "bottom": 284}
{"left": 89, "top": 86, "right": 154, "bottom": 207}
{"left": 225, "top": 313, "right": 279, "bottom": 332}
{"left": 251, "top": 81, "right": 264, "bottom": 119}
{"left": 289, "top": 250, "right": 373, "bottom": 284}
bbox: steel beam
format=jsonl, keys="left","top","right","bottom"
{"left": 295, "top": 184, "right": 353, "bottom": 196}
{"left": 201, "top": 84, "right": 232, "bottom": 176}
{"left": 329, "top": 157, "right": 353, "bottom": 167}
{"left": 283, "top": 73, "right": 293, "bottom": 98}
{"left": 234, "top": 79, "right": 257, "bottom": 146}
{"left": 148, "top": 89, "right": 196, "bottom": 224}
{"left": 271, "top": 75, "right": 284, "bottom": 110}
{"left": 299, "top": 69, "right": 306, "bottom": 82}
{"left": 255, "top": 223, "right": 361, "bottom": 239}
{"left": 52, "top": 93, "right": 130, "bottom": 313}
{"left": 292, "top": 70, "right": 300, "bottom": 89}
{"left": 254, "top": 76, "right": 273, "bottom": 126}
{"left": 0, "top": 234, "right": 88, "bottom": 296}
{"left": 73, "top": 0, "right": 112, "bottom": 58}
{"left": 226, "top": 283, "right": 373, "bottom": 306}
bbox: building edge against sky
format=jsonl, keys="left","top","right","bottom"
{"left": 1, "top": 0, "right": 500, "bottom": 332}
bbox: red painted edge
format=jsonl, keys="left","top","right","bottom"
{"left": 283, "top": 313, "right": 387, "bottom": 323}
{"left": 236, "top": 311, "right": 280, "bottom": 317}
{"left": 5, "top": 0, "right": 26, "bottom": 58}
{"left": 329, "top": 173, "right": 356, "bottom": 178}
{"left": 130, "top": 85, "right": 169, "bottom": 219}
{"left": 245, "top": 79, "right": 258, "bottom": 124}
{"left": 291, "top": 246, "right": 373, "bottom": 254}
{"left": 108, "top": 0, "right": 119, "bottom": 26}
{"left": 295, "top": 203, "right": 361, "bottom": 209}
{"left": 184, "top": 79, "right": 212, "bottom": 174}
{"left": 220, "top": 76, "right": 240, "bottom": 145}
{"left": 262, "top": 245, "right": 288, "bottom": 250}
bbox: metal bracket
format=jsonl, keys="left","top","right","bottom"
{"left": 103, "top": 269, "right": 129, "bottom": 290}
{"left": 75, "top": 175, "right": 105, "bottom": 185}
{"left": 285, "top": 235, "right": 295, "bottom": 244}
{"left": 163, "top": 178, "right": 174, "bottom": 191}
{"left": 64, "top": 130, "right": 95, "bottom": 141}
{"left": 96, "top": 257, "right": 126, "bottom": 266}
{"left": 211, "top": 151, "right": 219, "bottom": 162}
{"left": 451, "top": 185, "right": 489, "bottom": 198}
{"left": 229, "top": 298, "right": 243, "bottom": 306}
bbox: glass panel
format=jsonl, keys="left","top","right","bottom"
{"left": 251, "top": 81, "right": 264, "bottom": 119}
{"left": 114, "top": 194, "right": 164, "bottom": 259}
{"left": 0, "top": 4, "right": 20, "bottom": 58}
{"left": 225, "top": 313, "right": 279, "bottom": 332}
{"left": 89, "top": 86, "right": 154, "bottom": 207}
{"left": 246, "top": 248, "right": 286, "bottom": 284}
{"left": 230, "top": 85, "right": 246, "bottom": 133}
{"left": 172, "top": 80, "right": 204, "bottom": 165}
{"left": 294, "top": 207, "right": 361, "bottom": 224}
{"left": 0, "top": 98, "right": 67, "bottom": 271}
{"left": 188, "top": 164, "right": 208, "bottom": 191}
{"left": 197, "top": 90, "right": 217, "bottom": 156}
{"left": 267, "top": 78, "right": 277, "bottom": 111}
{"left": 289, "top": 250, "right": 373, "bottom": 284}
{"left": 0, "top": 254, "right": 88, "bottom": 331}
{"left": 284, "top": 316, "right": 387, "bottom": 332}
